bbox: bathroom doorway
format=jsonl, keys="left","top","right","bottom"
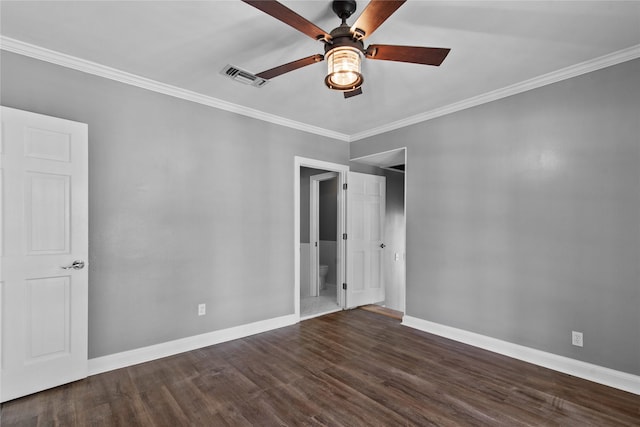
{"left": 310, "top": 172, "right": 338, "bottom": 298}
{"left": 294, "top": 157, "right": 348, "bottom": 320}
{"left": 300, "top": 168, "right": 340, "bottom": 319}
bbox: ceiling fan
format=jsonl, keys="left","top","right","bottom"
{"left": 239, "top": 0, "right": 451, "bottom": 98}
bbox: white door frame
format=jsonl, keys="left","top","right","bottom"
{"left": 309, "top": 172, "right": 338, "bottom": 297}
{"left": 294, "top": 157, "right": 348, "bottom": 320}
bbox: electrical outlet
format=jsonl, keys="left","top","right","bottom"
{"left": 198, "top": 303, "right": 206, "bottom": 316}
{"left": 572, "top": 331, "right": 583, "bottom": 347}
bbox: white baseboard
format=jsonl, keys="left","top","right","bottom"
{"left": 402, "top": 315, "right": 640, "bottom": 396}
{"left": 89, "top": 314, "right": 297, "bottom": 376}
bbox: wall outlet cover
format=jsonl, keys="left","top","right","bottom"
{"left": 572, "top": 331, "right": 583, "bottom": 347}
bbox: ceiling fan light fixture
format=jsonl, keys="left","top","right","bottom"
{"left": 240, "top": 0, "right": 449, "bottom": 99}
{"left": 324, "top": 46, "right": 363, "bottom": 91}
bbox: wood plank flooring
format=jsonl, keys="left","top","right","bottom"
{"left": 2, "top": 309, "right": 639, "bottom": 426}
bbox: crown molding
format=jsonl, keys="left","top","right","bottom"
{"left": 2, "top": 36, "right": 638, "bottom": 144}
{"left": 0, "top": 36, "right": 350, "bottom": 142}
{"left": 350, "top": 44, "right": 640, "bottom": 142}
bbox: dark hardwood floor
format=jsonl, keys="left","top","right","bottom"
{"left": 2, "top": 309, "right": 639, "bottom": 426}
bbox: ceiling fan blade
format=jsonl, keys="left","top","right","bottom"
{"left": 256, "top": 54, "right": 324, "bottom": 80}
{"left": 365, "top": 45, "right": 451, "bottom": 66}
{"left": 350, "top": 0, "right": 406, "bottom": 40}
{"left": 242, "top": 0, "right": 331, "bottom": 42}
{"left": 344, "top": 87, "right": 363, "bottom": 99}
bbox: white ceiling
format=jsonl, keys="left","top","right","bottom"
{"left": 2, "top": 1, "right": 639, "bottom": 140}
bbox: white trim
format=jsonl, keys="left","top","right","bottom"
{"left": 350, "top": 146, "right": 407, "bottom": 163}
{"left": 401, "top": 148, "right": 407, "bottom": 313}
{"left": 0, "top": 36, "right": 349, "bottom": 142}
{"left": 300, "top": 307, "right": 342, "bottom": 321}
{"left": 88, "top": 314, "right": 296, "bottom": 376}
{"left": 3, "top": 37, "right": 638, "bottom": 143}
{"left": 402, "top": 315, "right": 640, "bottom": 396}
{"left": 350, "top": 44, "right": 640, "bottom": 141}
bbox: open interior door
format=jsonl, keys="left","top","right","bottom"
{"left": 1, "top": 107, "right": 88, "bottom": 402}
{"left": 345, "top": 172, "right": 386, "bottom": 308}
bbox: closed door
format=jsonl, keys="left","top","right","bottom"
{"left": 1, "top": 107, "right": 88, "bottom": 402}
{"left": 345, "top": 172, "right": 386, "bottom": 308}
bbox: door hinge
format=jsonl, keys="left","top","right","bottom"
{"left": 315, "top": 241, "right": 318, "bottom": 247}
{"left": 342, "top": 283, "right": 347, "bottom": 290}
{"left": 342, "top": 233, "right": 347, "bottom": 240}
{"left": 343, "top": 183, "right": 347, "bottom": 190}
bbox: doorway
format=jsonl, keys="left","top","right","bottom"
{"left": 309, "top": 172, "right": 339, "bottom": 297}
{"left": 300, "top": 169, "right": 340, "bottom": 318}
{"left": 294, "top": 157, "right": 348, "bottom": 320}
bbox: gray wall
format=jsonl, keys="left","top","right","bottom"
{"left": 1, "top": 51, "right": 349, "bottom": 358}
{"left": 351, "top": 58, "right": 640, "bottom": 376}
{"left": 383, "top": 169, "right": 405, "bottom": 311}
{"left": 319, "top": 178, "right": 337, "bottom": 241}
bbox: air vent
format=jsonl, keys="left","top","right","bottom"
{"left": 220, "top": 65, "right": 269, "bottom": 88}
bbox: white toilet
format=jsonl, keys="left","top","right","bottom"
{"left": 319, "top": 265, "right": 329, "bottom": 290}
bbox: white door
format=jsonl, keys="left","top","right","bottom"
{"left": 1, "top": 107, "right": 88, "bottom": 402}
{"left": 345, "top": 172, "right": 385, "bottom": 308}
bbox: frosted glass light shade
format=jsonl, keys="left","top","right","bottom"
{"left": 325, "top": 47, "right": 363, "bottom": 91}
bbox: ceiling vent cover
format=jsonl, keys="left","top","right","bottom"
{"left": 220, "top": 65, "right": 268, "bottom": 88}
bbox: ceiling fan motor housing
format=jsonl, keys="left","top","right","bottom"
{"left": 325, "top": 24, "right": 364, "bottom": 54}
{"left": 332, "top": 0, "right": 357, "bottom": 21}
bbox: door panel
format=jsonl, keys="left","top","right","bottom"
{"left": 1, "top": 107, "right": 88, "bottom": 402}
{"left": 346, "top": 172, "right": 386, "bottom": 308}
{"left": 26, "top": 172, "right": 70, "bottom": 254}
{"left": 25, "top": 127, "right": 71, "bottom": 162}
{"left": 27, "top": 276, "right": 70, "bottom": 359}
